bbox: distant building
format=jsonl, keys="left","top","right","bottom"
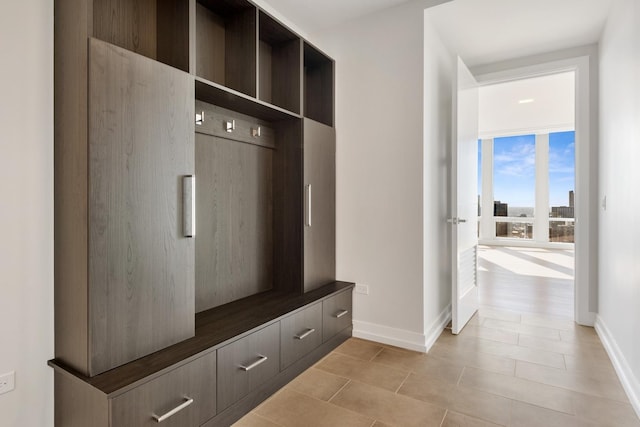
{"left": 550, "top": 191, "right": 575, "bottom": 219}
{"left": 551, "top": 206, "right": 574, "bottom": 218}
{"left": 494, "top": 201, "right": 508, "bottom": 217}
{"left": 569, "top": 190, "right": 575, "bottom": 208}
{"left": 549, "top": 190, "right": 575, "bottom": 243}
{"left": 494, "top": 201, "right": 508, "bottom": 237}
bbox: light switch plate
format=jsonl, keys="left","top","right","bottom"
{"left": 0, "top": 371, "right": 15, "bottom": 395}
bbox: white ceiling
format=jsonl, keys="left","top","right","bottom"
{"left": 479, "top": 72, "right": 575, "bottom": 138}
{"left": 261, "top": 0, "right": 614, "bottom": 67}
{"left": 426, "top": 0, "right": 614, "bottom": 66}
{"left": 259, "top": 0, "right": 416, "bottom": 34}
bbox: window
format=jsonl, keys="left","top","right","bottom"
{"left": 493, "top": 134, "right": 535, "bottom": 239}
{"left": 549, "top": 131, "right": 575, "bottom": 243}
{"left": 478, "top": 132, "right": 575, "bottom": 245}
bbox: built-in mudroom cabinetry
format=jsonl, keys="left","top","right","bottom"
{"left": 50, "top": 1, "right": 352, "bottom": 426}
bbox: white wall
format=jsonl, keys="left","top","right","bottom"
{"left": 422, "top": 11, "right": 455, "bottom": 347}
{"left": 596, "top": 0, "right": 640, "bottom": 416}
{"left": 0, "top": 1, "right": 54, "bottom": 426}
{"left": 311, "top": 0, "right": 454, "bottom": 351}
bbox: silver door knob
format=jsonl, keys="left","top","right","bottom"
{"left": 447, "top": 218, "right": 467, "bottom": 224}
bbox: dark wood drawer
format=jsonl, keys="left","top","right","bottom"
{"left": 280, "top": 302, "right": 323, "bottom": 370}
{"left": 216, "top": 322, "right": 280, "bottom": 412}
{"left": 322, "top": 290, "right": 352, "bottom": 342}
{"left": 110, "top": 351, "right": 216, "bottom": 427}
{"left": 195, "top": 100, "right": 275, "bottom": 149}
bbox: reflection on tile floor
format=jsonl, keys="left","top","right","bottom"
{"left": 235, "top": 247, "right": 640, "bottom": 426}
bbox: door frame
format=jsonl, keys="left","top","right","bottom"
{"left": 472, "top": 49, "right": 597, "bottom": 326}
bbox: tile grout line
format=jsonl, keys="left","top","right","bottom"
{"left": 369, "top": 346, "right": 385, "bottom": 361}
{"left": 449, "top": 329, "right": 573, "bottom": 362}
{"left": 327, "top": 379, "right": 351, "bottom": 403}
{"left": 514, "top": 361, "right": 630, "bottom": 403}
{"left": 456, "top": 365, "right": 466, "bottom": 386}
{"left": 394, "top": 371, "right": 412, "bottom": 394}
{"left": 251, "top": 412, "right": 285, "bottom": 427}
{"left": 439, "top": 409, "right": 449, "bottom": 427}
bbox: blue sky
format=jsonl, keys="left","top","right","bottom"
{"left": 478, "top": 131, "right": 575, "bottom": 208}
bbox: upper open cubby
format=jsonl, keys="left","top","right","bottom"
{"left": 92, "top": 0, "right": 190, "bottom": 72}
{"left": 196, "top": 0, "right": 257, "bottom": 97}
{"left": 258, "top": 11, "right": 301, "bottom": 114}
{"left": 304, "top": 42, "right": 334, "bottom": 127}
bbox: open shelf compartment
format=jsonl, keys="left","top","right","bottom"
{"left": 92, "top": 0, "right": 190, "bottom": 71}
{"left": 196, "top": 0, "right": 257, "bottom": 97}
{"left": 303, "top": 42, "right": 334, "bottom": 127}
{"left": 258, "top": 11, "right": 301, "bottom": 114}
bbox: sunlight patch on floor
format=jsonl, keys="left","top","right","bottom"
{"left": 478, "top": 245, "right": 574, "bottom": 280}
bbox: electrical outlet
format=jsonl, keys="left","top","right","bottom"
{"left": 0, "top": 371, "right": 15, "bottom": 395}
{"left": 355, "top": 284, "right": 369, "bottom": 295}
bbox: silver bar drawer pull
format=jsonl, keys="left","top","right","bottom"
{"left": 335, "top": 310, "right": 349, "bottom": 319}
{"left": 239, "top": 354, "right": 268, "bottom": 372}
{"left": 183, "top": 176, "right": 195, "bottom": 238}
{"left": 305, "top": 184, "right": 312, "bottom": 227}
{"left": 294, "top": 328, "right": 316, "bottom": 340}
{"left": 153, "top": 397, "right": 194, "bottom": 423}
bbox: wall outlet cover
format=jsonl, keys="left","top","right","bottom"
{"left": 355, "top": 284, "right": 369, "bottom": 295}
{"left": 0, "top": 371, "right": 15, "bottom": 395}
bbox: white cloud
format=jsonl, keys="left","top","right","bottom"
{"left": 494, "top": 139, "right": 536, "bottom": 177}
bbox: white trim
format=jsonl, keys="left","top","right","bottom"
{"left": 425, "top": 304, "right": 452, "bottom": 350}
{"left": 534, "top": 134, "right": 550, "bottom": 243}
{"left": 479, "top": 138, "right": 494, "bottom": 240}
{"left": 595, "top": 315, "right": 640, "bottom": 419}
{"left": 479, "top": 122, "right": 574, "bottom": 139}
{"left": 352, "top": 304, "right": 451, "bottom": 353}
{"left": 474, "top": 51, "right": 596, "bottom": 327}
{"left": 479, "top": 239, "right": 574, "bottom": 250}
{"left": 353, "top": 321, "right": 428, "bottom": 352}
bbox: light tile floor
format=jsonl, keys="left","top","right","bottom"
{"left": 234, "top": 247, "right": 640, "bottom": 426}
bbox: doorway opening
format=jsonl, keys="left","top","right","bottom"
{"left": 476, "top": 71, "right": 576, "bottom": 318}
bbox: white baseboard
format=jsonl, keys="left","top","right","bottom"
{"left": 353, "top": 321, "right": 428, "bottom": 352}
{"left": 576, "top": 310, "right": 596, "bottom": 327}
{"left": 352, "top": 305, "right": 451, "bottom": 353}
{"left": 595, "top": 315, "right": 640, "bottom": 419}
{"left": 425, "top": 304, "right": 452, "bottom": 351}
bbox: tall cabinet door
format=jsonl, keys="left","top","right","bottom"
{"left": 303, "top": 118, "right": 336, "bottom": 292}
{"left": 88, "top": 38, "right": 195, "bottom": 375}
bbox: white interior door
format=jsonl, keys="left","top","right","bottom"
{"left": 451, "top": 56, "right": 479, "bottom": 334}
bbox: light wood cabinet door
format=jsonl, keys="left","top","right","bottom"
{"left": 88, "top": 38, "right": 195, "bottom": 375}
{"left": 303, "top": 118, "right": 336, "bottom": 292}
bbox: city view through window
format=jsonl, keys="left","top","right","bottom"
{"left": 478, "top": 131, "right": 575, "bottom": 243}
